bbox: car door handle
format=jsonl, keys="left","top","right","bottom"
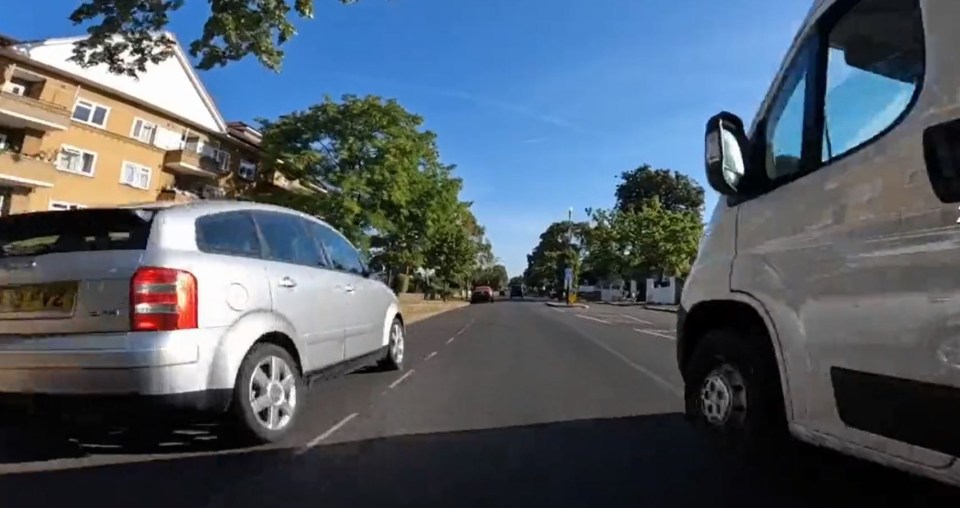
{"left": 344, "top": 284, "right": 355, "bottom": 293}
{"left": 279, "top": 277, "right": 297, "bottom": 288}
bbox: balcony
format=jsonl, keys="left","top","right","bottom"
{"left": 163, "top": 145, "right": 228, "bottom": 178}
{"left": 0, "top": 91, "right": 70, "bottom": 131}
{"left": 0, "top": 150, "right": 56, "bottom": 189}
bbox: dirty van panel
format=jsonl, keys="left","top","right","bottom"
{"left": 0, "top": 208, "right": 156, "bottom": 335}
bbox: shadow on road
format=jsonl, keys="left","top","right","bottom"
{"left": 1, "top": 413, "right": 958, "bottom": 507}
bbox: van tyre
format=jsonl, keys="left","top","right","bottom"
{"left": 378, "top": 317, "right": 405, "bottom": 371}
{"left": 229, "top": 343, "right": 302, "bottom": 444}
{"left": 684, "top": 328, "right": 786, "bottom": 453}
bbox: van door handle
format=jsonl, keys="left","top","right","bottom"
{"left": 279, "top": 277, "right": 297, "bottom": 288}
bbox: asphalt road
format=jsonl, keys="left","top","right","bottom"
{"left": 0, "top": 300, "right": 959, "bottom": 507}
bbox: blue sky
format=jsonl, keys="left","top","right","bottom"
{"left": 2, "top": 0, "right": 811, "bottom": 277}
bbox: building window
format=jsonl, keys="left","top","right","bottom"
{"left": 55, "top": 145, "right": 96, "bottom": 176}
{"left": 71, "top": 99, "right": 109, "bottom": 128}
{"left": 130, "top": 118, "right": 157, "bottom": 144}
{"left": 120, "top": 161, "right": 151, "bottom": 190}
{"left": 215, "top": 149, "right": 231, "bottom": 173}
{"left": 0, "top": 133, "right": 7, "bottom": 150}
{"left": 238, "top": 160, "right": 257, "bottom": 181}
{"left": 49, "top": 201, "right": 86, "bottom": 211}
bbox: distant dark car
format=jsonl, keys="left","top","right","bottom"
{"left": 471, "top": 286, "right": 495, "bottom": 303}
{"left": 499, "top": 289, "right": 506, "bottom": 296}
{"left": 510, "top": 285, "right": 524, "bottom": 299}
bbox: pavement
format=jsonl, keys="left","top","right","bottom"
{"left": 0, "top": 300, "right": 958, "bottom": 506}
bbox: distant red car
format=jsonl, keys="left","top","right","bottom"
{"left": 471, "top": 286, "right": 495, "bottom": 303}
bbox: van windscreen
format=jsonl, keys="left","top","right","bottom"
{"left": 0, "top": 208, "right": 156, "bottom": 258}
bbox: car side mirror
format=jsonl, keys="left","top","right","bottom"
{"left": 705, "top": 111, "right": 749, "bottom": 196}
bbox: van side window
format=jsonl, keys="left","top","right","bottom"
{"left": 196, "top": 211, "right": 261, "bottom": 258}
{"left": 765, "top": 50, "right": 811, "bottom": 180}
{"left": 251, "top": 211, "right": 324, "bottom": 267}
{"left": 308, "top": 222, "right": 365, "bottom": 275}
{"left": 821, "top": 0, "right": 923, "bottom": 162}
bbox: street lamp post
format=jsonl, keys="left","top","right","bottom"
{"left": 565, "top": 207, "right": 574, "bottom": 304}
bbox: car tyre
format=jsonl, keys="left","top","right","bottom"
{"left": 228, "top": 343, "right": 302, "bottom": 444}
{"left": 377, "top": 317, "right": 405, "bottom": 371}
{"left": 684, "top": 328, "right": 786, "bottom": 454}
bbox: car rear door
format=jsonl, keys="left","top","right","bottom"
{"left": 250, "top": 211, "right": 344, "bottom": 371}
{"left": 0, "top": 208, "right": 156, "bottom": 336}
{"left": 308, "top": 221, "right": 386, "bottom": 360}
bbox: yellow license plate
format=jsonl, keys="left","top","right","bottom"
{"left": 0, "top": 282, "right": 78, "bottom": 314}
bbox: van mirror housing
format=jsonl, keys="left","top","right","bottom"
{"left": 704, "top": 112, "right": 749, "bottom": 196}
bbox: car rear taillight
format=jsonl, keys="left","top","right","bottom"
{"left": 130, "top": 267, "right": 198, "bottom": 332}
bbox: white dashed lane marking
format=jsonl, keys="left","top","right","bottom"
{"left": 388, "top": 369, "right": 416, "bottom": 389}
{"left": 575, "top": 314, "right": 611, "bottom": 324}
{"left": 298, "top": 412, "right": 359, "bottom": 454}
{"left": 635, "top": 328, "right": 675, "bottom": 340}
{"left": 424, "top": 351, "right": 438, "bottom": 361}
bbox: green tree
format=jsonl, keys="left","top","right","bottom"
{"left": 615, "top": 164, "right": 705, "bottom": 214}
{"left": 66, "top": 0, "right": 357, "bottom": 77}
{"left": 523, "top": 220, "right": 589, "bottom": 293}
{"left": 508, "top": 276, "right": 524, "bottom": 287}
{"left": 587, "top": 199, "right": 703, "bottom": 279}
{"left": 258, "top": 94, "right": 444, "bottom": 261}
{"left": 424, "top": 206, "right": 479, "bottom": 300}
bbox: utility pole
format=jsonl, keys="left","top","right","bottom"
{"left": 565, "top": 207, "right": 574, "bottom": 304}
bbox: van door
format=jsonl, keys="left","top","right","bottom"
{"left": 309, "top": 222, "right": 385, "bottom": 360}
{"left": 250, "top": 211, "right": 344, "bottom": 371}
{"left": 732, "top": 0, "right": 955, "bottom": 467}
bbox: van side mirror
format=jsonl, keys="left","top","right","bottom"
{"left": 705, "top": 111, "right": 749, "bottom": 196}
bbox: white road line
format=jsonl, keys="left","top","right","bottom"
{"left": 576, "top": 314, "right": 611, "bottom": 324}
{"left": 446, "top": 337, "right": 455, "bottom": 344}
{"left": 620, "top": 314, "right": 652, "bottom": 324}
{"left": 388, "top": 369, "right": 416, "bottom": 389}
{"left": 297, "top": 412, "right": 358, "bottom": 454}
{"left": 582, "top": 335, "right": 682, "bottom": 398}
{"left": 635, "top": 328, "right": 676, "bottom": 340}
{"left": 425, "top": 351, "right": 438, "bottom": 361}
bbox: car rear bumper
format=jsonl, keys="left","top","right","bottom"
{"left": 0, "top": 389, "right": 233, "bottom": 420}
{"left": 0, "top": 328, "right": 224, "bottom": 397}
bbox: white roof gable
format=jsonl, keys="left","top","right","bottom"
{"left": 11, "top": 33, "right": 226, "bottom": 133}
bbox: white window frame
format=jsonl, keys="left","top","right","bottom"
{"left": 48, "top": 200, "right": 87, "bottom": 211}
{"left": 130, "top": 117, "right": 158, "bottom": 144}
{"left": 119, "top": 161, "right": 152, "bottom": 190}
{"left": 55, "top": 144, "right": 97, "bottom": 177}
{"left": 71, "top": 98, "right": 110, "bottom": 128}
{"left": 0, "top": 133, "right": 7, "bottom": 150}
{"left": 238, "top": 160, "right": 257, "bottom": 180}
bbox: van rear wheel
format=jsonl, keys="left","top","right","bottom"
{"left": 684, "top": 329, "right": 785, "bottom": 452}
{"left": 229, "top": 343, "right": 302, "bottom": 444}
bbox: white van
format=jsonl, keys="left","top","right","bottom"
{"left": 680, "top": 0, "right": 960, "bottom": 486}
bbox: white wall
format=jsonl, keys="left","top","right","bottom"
{"left": 646, "top": 277, "right": 680, "bottom": 305}
{"left": 15, "top": 38, "right": 224, "bottom": 133}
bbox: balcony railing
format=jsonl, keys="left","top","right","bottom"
{"left": 0, "top": 91, "right": 70, "bottom": 131}
{"left": 0, "top": 150, "right": 57, "bottom": 189}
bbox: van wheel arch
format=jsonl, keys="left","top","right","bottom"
{"left": 680, "top": 300, "right": 777, "bottom": 383}
{"left": 255, "top": 331, "right": 303, "bottom": 376}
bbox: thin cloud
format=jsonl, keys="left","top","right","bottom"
{"left": 330, "top": 71, "right": 585, "bottom": 132}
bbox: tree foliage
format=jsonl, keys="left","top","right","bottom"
{"left": 257, "top": 94, "right": 490, "bottom": 291}
{"left": 585, "top": 200, "right": 703, "bottom": 280}
{"left": 67, "top": 0, "right": 356, "bottom": 77}
{"left": 473, "top": 264, "right": 508, "bottom": 290}
{"left": 523, "top": 220, "right": 589, "bottom": 292}
{"left": 615, "top": 164, "right": 705, "bottom": 214}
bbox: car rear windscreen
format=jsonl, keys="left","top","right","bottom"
{"left": 0, "top": 208, "right": 156, "bottom": 258}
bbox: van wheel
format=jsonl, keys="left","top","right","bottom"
{"left": 377, "top": 318, "right": 405, "bottom": 371}
{"left": 684, "top": 329, "right": 785, "bottom": 451}
{"left": 229, "top": 343, "right": 302, "bottom": 444}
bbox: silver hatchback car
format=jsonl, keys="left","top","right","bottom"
{"left": 0, "top": 200, "right": 405, "bottom": 443}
